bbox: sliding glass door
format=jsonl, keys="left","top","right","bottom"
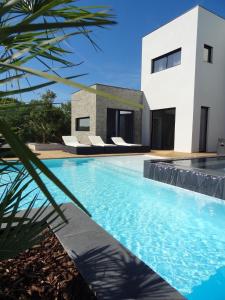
{"left": 151, "top": 108, "right": 175, "bottom": 150}
{"left": 107, "top": 109, "right": 134, "bottom": 143}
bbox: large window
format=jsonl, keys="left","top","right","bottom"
{"left": 152, "top": 48, "right": 181, "bottom": 73}
{"left": 203, "top": 44, "right": 213, "bottom": 63}
{"left": 76, "top": 117, "right": 90, "bottom": 131}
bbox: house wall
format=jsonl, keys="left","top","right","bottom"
{"left": 192, "top": 7, "right": 225, "bottom": 152}
{"left": 71, "top": 84, "right": 143, "bottom": 144}
{"left": 95, "top": 84, "right": 143, "bottom": 143}
{"left": 71, "top": 6, "right": 225, "bottom": 152}
{"left": 141, "top": 7, "right": 199, "bottom": 152}
{"left": 71, "top": 86, "right": 97, "bottom": 144}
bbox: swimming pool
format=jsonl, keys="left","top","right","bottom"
{"left": 13, "top": 156, "right": 225, "bottom": 299}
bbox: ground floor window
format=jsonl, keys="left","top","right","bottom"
{"left": 76, "top": 117, "right": 90, "bottom": 131}
{"left": 107, "top": 109, "right": 134, "bottom": 143}
{"left": 151, "top": 108, "right": 175, "bottom": 150}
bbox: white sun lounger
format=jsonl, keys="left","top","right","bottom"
{"left": 111, "top": 137, "right": 142, "bottom": 146}
{"left": 62, "top": 136, "right": 89, "bottom": 147}
{"left": 88, "top": 136, "right": 116, "bottom": 147}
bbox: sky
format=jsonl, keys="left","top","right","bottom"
{"left": 20, "top": 0, "right": 225, "bottom": 103}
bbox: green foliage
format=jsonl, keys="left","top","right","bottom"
{"left": 0, "top": 90, "right": 71, "bottom": 143}
{"left": 0, "top": 97, "right": 19, "bottom": 104}
{"left": 0, "top": 119, "right": 90, "bottom": 260}
{"left": 0, "top": 163, "right": 63, "bottom": 259}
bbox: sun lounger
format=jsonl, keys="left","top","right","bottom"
{"left": 63, "top": 135, "right": 150, "bottom": 155}
{"left": 88, "top": 136, "right": 116, "bottom": 147}
{"left": 62, "top": 136, "right": 99, "bottom": 154}
{"left": 111, "top": 137, "right": 142, "bottom": 146}
{"left": 62, "top": 136, "right": 89, "bottom": 147}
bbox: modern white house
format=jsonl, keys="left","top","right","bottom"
{"left": 72, "top": 5, "right": 225, "bottom": 153}
{"left": 142, "top": 5, "right": 225, "bottom": 152}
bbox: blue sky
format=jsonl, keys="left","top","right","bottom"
{"left": 21, "top": 0, "right": 225, "bottom": 102}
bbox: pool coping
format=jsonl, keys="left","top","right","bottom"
{"left": 47, "top": 203, "right": 185, "bottom": 300}
{"left": 15, "top": 203, "right": 186, "bottom": 299}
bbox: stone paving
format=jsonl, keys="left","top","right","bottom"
{"left": 30, "top": 149, "right": 216, "bottom": 160}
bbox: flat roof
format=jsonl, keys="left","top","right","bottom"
{"left": 143, "top": 5, "right": 225, "bottom": 39}
{"left": 72, "top": 83, "right": 142, "bottom": 95}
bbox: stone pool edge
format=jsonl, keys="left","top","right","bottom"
{"left": 144, "top": 159, "right": 225, "bottom": 200}
{"left": 49, "top": 203, "right": 185, "bottom": 300}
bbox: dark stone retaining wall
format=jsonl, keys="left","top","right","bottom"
{"left": 144, "top": 160, "right": 225, "bottom": 199}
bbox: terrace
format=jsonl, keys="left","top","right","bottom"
{"left": 28, "top": 149, "right": 216, "bottom": 160}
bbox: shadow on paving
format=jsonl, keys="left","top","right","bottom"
{"left": 71, "top": 245, "right": 185, "bottom": 300}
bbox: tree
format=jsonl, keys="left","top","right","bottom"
{"left": 0, "top": 90, "right": 71, "bottom": 143}
{"left": 29, "top": 91, "right": 59, "bottom": 143}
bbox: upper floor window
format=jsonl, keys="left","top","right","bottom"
{"left": 76, "top": 117, "right": 90, "bottom": 131}
{"left": 203, "top": 44, "right": 213, "bottom": 63}
{"left": 152, "top": 48, "right": 181, "bottom": 73}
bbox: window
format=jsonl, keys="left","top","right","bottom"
{"left": 203, "top": 44, "right": 213, "bottom": 63}
{"left": 76, "top": 117, "right": 90, "bottom": 131}
{"left": 152, "top": 48, "right": 181, "bottom": 73}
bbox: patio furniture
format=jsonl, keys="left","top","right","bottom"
{"left": 62, "top": 136, "right": 89, "bottom": 147}
{"left": 62, "top": 136, "right": 100, "bottom": 155}
{"left": 88, "top": 136, "right": 116, "bottom": 147}
{"left": 28, "top": 143, "right": 64, "bottom": 151}
{"left": 111, "top": 137, "right": 142, "bottom": 146}
{"left": 111, "top": 137, "right": 150, "bottom": 153}
{"left": 63, "top": 135, "right": 150, "bottom": 155}
{"left": 217, "top": 138, "right": 225, "bottom": 156}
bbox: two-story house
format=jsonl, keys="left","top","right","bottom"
{"left": 71, "top": 6, "right": 225, "bottom": 153}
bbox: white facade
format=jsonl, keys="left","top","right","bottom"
{"left": 141, "top": 6, "right": 225, "bottom": 152}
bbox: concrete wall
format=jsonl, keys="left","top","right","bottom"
{"left": 192, "top": 7, "right": 225, "bottom": 152}
{"left": 72, "top": 6, "right": 225, "bottom": 152}
{"left": 95, "top": 84, "right": 142, "bottom": 143}
{"left": 71, "top": 85, "right": 97, "bottom": 144}
{"left": 141, "top": 7, "right": 199, "bottom": 152}
{"left": 71, "top": 84, "right": 143, "bottom": 144}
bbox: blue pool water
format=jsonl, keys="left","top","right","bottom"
{"left": 11, "top": 157, "right": 225, "bottom": 299}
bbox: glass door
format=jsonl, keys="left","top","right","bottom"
{"left": 107, "top": 109, "right": 134, "bottom": 143}
{"left": 151, "top": 108, "right": 175, "bottom": 150}
{"left": 199, "top": 106, "right": 209, "bottom": 152}
{"left": 119, "top": 111, "right": 134, "bottom": 143}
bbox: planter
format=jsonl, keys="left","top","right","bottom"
{"left": 27, "top": 143, "right": 65, "bottom": 151}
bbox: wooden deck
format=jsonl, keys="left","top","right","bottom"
{"left": 150, "top": 150, "right": 216, "bottom": 159}
{"left": 29, "top": 149, "right": 216, "bottom": 160}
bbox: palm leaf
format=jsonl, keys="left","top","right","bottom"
{"left": 0, "top": 119, "right": 90, "bottom": 216}
{"left": 0, "top": 62, "right": 143, "bottom": 109}
{"left": 0, "top": 73, "right": 86, "bottom": 96}
{"left": 0, "top": 0, "right": 125, "bottom": 261}
{"left": 0, "top": 170, "right": 65, "bottom": 259}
